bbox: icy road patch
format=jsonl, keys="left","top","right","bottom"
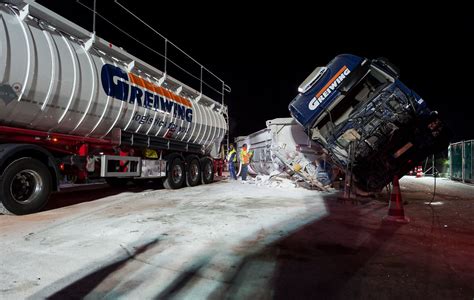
{"left": 0, "top": 179, "right": 328, "bottom": 299}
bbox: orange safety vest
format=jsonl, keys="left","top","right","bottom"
{"left": 240, "top": 149, "right": 251, "bottom": 164}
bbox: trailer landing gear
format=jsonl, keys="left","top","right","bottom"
{"left": 105, "top": 177, "right": 129, "bottom": 187}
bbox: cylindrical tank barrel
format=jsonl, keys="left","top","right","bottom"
{"left": 235, "top": 118, "right": 323, "bottom": 175}
{"left": 0, "top": 5, "right": 226, "bottom": 151}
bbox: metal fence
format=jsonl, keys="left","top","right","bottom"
{"left": 449, "top": 140, "right": 474, "bottom": 183}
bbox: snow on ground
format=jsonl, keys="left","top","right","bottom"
{"left": 0, "top": 179, "right": 329, "bottom": 299}
{"left": 400, "top": 176, "right": 474, "bottom": 199}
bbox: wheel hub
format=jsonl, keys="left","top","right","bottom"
{"left": 172, "top": 165, "right": 183, "bottom": 184}
{"left": 10, "top": 170, "right": 43, "bottom": 204}
{"left": 190, "top": 163, "right": 199, "bottom": 180}
{"left": 204, "top": 163, "right": 212, "bottom": 179}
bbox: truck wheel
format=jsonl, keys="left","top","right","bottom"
{"left": 163, "top": 158, "right": 185, "bottom": 189}
{"left": 105, "top": 177, "right": 130, "bottom": 187}
{"left": 201, "top": 158, "right": 214, "bottom": 184}
{"left": 186, "top": 158, "right": 201, "bottom": 187}
{"left": 0, "top": 158, "right": 52, "bottom": 215}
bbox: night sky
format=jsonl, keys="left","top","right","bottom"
{"left": 36, "top": 1, "right": 473, "bottom": 142}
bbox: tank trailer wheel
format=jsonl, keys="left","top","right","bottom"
{"left": 186, "top": 158, "right": 201, "bottom": 187}
{"left": 201, "top": 158, "right": 214, "bottom": 184}
{"left": 163, "top": 157, "right": 185, "bottom": 189}
{"left": 0, "top": 158, "right": 52, "bottom": 215}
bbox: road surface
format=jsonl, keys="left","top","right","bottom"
{"left": 0, "top": 176, "right": 473, "bottom": 299}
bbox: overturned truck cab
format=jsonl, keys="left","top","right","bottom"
{"left": 289, "top": 54, "right": 450, "bottom": 192}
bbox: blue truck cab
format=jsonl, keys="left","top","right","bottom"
{"left": 289, "top": 54, "right": 449, "bottom": 192}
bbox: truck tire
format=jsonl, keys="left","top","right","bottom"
{"left": 0, "top": 158, "right": 52, "bottom": 215}
{"left": 186, "top": 158, "right": 201, "bottom": 187}
{"left": 105, "top": 177, "right": 130, "bottom": 187}
{"left": 201, "top": 158, "right": 214, "bottom": 184}
{"left": 163, "top": 157, "right": 185, "bottom": 189}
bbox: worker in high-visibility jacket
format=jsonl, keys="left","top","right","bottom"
{"left": 226, "top": 144, "right": 237, "bottom": 180}
{"left": 239, "top": 144, "right": 253, "bottom": 181}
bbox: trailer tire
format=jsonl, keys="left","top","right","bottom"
{"left": 0, "top": 158, "right": 52, "bottom": 215}
{"left": 186, "top": 158, "right": 201, "bottom": 187}
{"left": 201, "top": 158, "right": 214, "bottom": 184}
{"left": 163, "top": 157, "right": 185, "bottom": 189}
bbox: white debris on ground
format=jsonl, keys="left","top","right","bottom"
{"left": 252, "top": 171, "right": 298, "bottom": 189}
{"left": 0, "top": 179, "right": 329, "bottom": 299}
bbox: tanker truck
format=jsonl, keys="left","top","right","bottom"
{"left": 0, "top": 0, "right": 229, "bottom": 214}
{"left": 289, "top": 54, "right": 450, "bottom": 193}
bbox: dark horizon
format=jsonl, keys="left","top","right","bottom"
{"left": 37, "top": 0, "right": 473, "bottom": 142}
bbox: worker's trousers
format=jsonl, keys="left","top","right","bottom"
{"left": 241, "top": 164, "right": 248, "bottom": 181}
{"left": 228, "top": 162, "right": 237, "bottom": 180}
